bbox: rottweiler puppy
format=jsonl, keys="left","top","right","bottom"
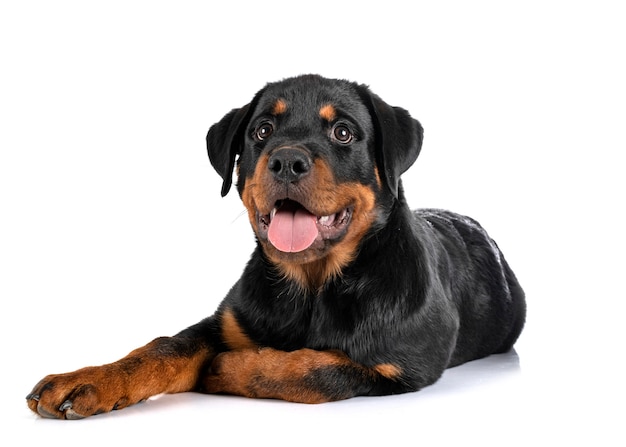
{"left": 27, "top": 74, "right": 526, "bottom": 419}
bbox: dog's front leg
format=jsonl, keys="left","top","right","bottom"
{"left": 203, "top": 347, "right": 398, "bottom": 403}
{"left": 26, "top": 336, "right": 213, "bottom": 419}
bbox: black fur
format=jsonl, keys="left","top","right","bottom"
{"left": 202, "top": 74, "right": 525, "bottom": 394}
{"left": 27, "top": 74, "right": 525, "bottom": 419}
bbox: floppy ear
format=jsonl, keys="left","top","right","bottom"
{"left": 206, "top": 104, "right": 252, "bottom": 197}
{"left": 361, "top": 90, "right": 424, "bottom": 198}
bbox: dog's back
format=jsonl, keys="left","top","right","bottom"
{"left": 415, "top": 208, "right": 526, "bottom": 366}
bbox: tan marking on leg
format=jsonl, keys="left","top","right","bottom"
{"left": 221, "top": 308, "right": 256, "bottom": 350}
{"left": 373, "top": 363, "right": 402, "bottom": 379}
{"left": 204, "top": 348, "right": 359, "bottom": 403}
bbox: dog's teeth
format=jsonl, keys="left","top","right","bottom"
{"left": 270, "top": 208, "right": 277, "bottom": 220}
{"left": 318, "top": 214, "right": 336, "bottom": 226}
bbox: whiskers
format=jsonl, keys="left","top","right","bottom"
{"left": 230, "top": 209, "right": 248, "bottom": 225}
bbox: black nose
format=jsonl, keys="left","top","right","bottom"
{"left": 268, "top": 148, "right": 311, "bottom": 183}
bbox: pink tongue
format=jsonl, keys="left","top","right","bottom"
{"left": 268, "top": 206, "right": 319, "bottom": 253}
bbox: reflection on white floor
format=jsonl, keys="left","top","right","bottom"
{"left": 434, "top": 349, "right": 521, "bottom": 391}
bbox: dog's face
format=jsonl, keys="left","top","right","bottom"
{"left": 207, "top": 75, "right": 423, "bottom": 288}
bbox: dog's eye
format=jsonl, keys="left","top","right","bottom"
{"left": 255, "top": 122, "right": 274, "bottom": 141}
{"left": 332, "top": 124, "right": 353, "bottom": 144}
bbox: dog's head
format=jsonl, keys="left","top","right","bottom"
{"left": 207, "top": 75, "right": 423, "bottom": 288}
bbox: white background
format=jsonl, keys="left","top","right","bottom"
{"left": 1, "top": 1, "right": 624, "bottom": 445}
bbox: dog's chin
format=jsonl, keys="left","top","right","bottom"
{"left": 254, "top": 199, "right": 352, "bottom": 264}
{"left": 260, "top": 242, "right": 329, "bottom": 266}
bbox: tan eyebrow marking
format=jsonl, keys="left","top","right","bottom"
{"left": 319, "top": 104, "right": 337, "bottom": 122}
{"left": 272, "top": 98, "right": 287, "bottom": 115}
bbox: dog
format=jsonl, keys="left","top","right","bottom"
{"left": 26, "top": 74, "right": 526, "bottom": 419}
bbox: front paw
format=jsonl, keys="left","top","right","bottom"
{"left": 26, "top": 366, "right": 132, "bottom": 420}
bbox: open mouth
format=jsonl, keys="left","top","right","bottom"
{"left": 258, "top": 199, "right": 352, "bottom": 253}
